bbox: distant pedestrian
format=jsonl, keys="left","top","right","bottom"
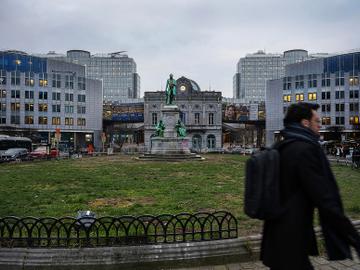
{"left": 261, "top": 103, "right": 360, "bottom": 270}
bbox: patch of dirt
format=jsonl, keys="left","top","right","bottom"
{"left": 88, "top": 196, "right": 155, "bottom": 208}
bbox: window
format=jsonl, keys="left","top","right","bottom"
{"left": 194, "top": 113, "right": 200, "bottom": 124}
{"left": 0, "top": 70, "right": 6, "bottom": 85}
{"left": 207, "top": 134, "right": 216, "bottom": 149}
{"left": 11, "top": 103, "right": 20, "bottom": 112}
{"left": 24, "top": 116, "right": 34, "bottom": 124}
{"left": 321, "top": 73, "right": 331, "bottom": 87}
{"left": 335, "top": 104, "right": 345, "bottom": 112}
{"left": 65, "top": 117, "right": 74, "bottom": 125}
{"left": 295, "top": 75, "right": 304, "bottom": 89}
{"left": 282, "top": 77, "right": 292, "bottom": 90}
{"left": 25, "top": 72, "right": 35, "bottom": 86}
{"left": 78, "top": 77, "right": 86, "bottom": 90}
{"left": 308, "top": 92, "right": 317, "bottom": 101}
{"left": 307, "top": 74, "right": 317, "bottom": 88}
{"left": 335, "top": 71, "right": 344, "bottom": 86}
{"left": 52, "top": 104, "right": 61, "bottom": 113}
{"left": 38, "top": 116, "right": 48, "bottom": 125}
{"left": 321, "top": 117, "right": 331, "bottom": 125}
{"left": 25, "top": 103, "right": 34, "bottom": 111}
{"left": 52, "top": 92, "right": 61, "bottom": 100}
{"left": 65, "top": 105, "right": 74, "bottom": 113}
{"left": 208, "top": 113, "right": 214, "bottom": 125}
{"left": 11, "top": 90, "right": 20, "bottom": 99}
{"left": 335, "top": 91, "right": 344, "bottom": 99}
{"left": 39, "top": 91, "right": 48, "bottom": 100}
{"left": 283, "top": 95, "right": 291, "bottom": 102}
{"left": 38, "top": 104, "right": 48, "bottom": 112}
{"left": 77, "top": 94, "right": 86, "bottom": 102}
{"left": 321, "top": 91, "right": 331, "bottom": 100}
{"left": 321, "top": 104, "right": 331, "bottom": 112}
{"left": 0, "top": 117, "right": 6, "bottom": 124}
{"left": 39, "top": 73, "right": 48, "bottom": 87}
{"left": 349, "top": 71, "right": 359, "bottom": 86}
{"left": 350, "top": 116, "right": 360, "bottom": 125}
{"left": 152, "top": 113, "right": 157, "bottom": 125}
{"left": 52, "top": 117, "right": 61, "bottom": 125}
{"left": 350, "top": 103, "right": 359, "bottom": 112}
{"left": 77, "top": 118, "right": 86, "bottom": 126}
{"left": 77, "top": 106, "right": 86, "bottom": 114}
{"left": 11, "top": 115, "right": 20, "bottom": 124}
{"left": 295, "top": 93, "right": 304, "bottom": 101}
{"left": 0, "top": 103, "right": 6, "bottom": 112}
{"left": 0, "top": 90, "right": 6, "bottom": 98}
{"left": 65, "top": 93, "right": 74, "bottom": 102}
{"left": 335, "top": 117, "right": 344, "bottom": 125}
{"left": 180, "top": 112, "right": 186, "bottom": 123}
{"left": 350, "top": 90, "right": 359, "bottom": 99}
{"left": 52, "top": 73, "right": 61, "bottom": 88}
{"left": 25, "top": 90, "right": 34, "bottom": 99}
{"left": 11, "top": 71, "right": 20, "bottom": 85}
{"left": 65, "top": 75, "right": 74, "bottom": 89}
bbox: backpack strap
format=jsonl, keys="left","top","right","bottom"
{"left": 272, "top": 138, "right": 296, "bottom": 150}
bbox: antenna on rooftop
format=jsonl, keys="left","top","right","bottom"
{"left": 109, "top": 51, "right": 127, "bottom": 57}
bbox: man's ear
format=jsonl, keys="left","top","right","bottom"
{"left": 301, "top": 119, "right": 310, "bottom": 128}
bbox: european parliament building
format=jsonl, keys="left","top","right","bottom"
{"left": 0, "top": 50, "right": 103, "bottom": 148}
{"left": 52, "top": 50, "right": 140, "bottom": 103}
{"left": 266, "top": 50, "right": 360, "bottom": 145}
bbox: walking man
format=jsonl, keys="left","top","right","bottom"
{"left": 261, "top": 102, "right": 360, "bottom": 270}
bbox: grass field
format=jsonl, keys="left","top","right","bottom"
{"left": 1, "top": 154, "right": 359, "bottom": 235}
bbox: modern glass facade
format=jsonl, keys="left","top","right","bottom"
{"left": 64, "top": 50, "right": 140, "bottom": 103}
{"left": 266, "top": 50, "right": 360, "bottom": 145}
{"left": 0, "top": 50, "right": 103, "bottom": 148}
{"left": 233, "top": 49, "right": 309, "bottom": 102}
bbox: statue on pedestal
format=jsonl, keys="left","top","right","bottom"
{"left": 154, "top": 120, "right": 165, "bottom": 137}
{"left": 175, "top": 120, "right": 186, "bottom": 137}
{"left": 165, "top": 74, "right": 177, "bottom": 105}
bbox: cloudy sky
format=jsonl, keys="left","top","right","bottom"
{"left": 1, "top": 0, "right": 359, "bottom": 97}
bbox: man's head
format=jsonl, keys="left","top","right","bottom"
{"left": 284, "top": 102, "right": 321, "bottom": 134}
{"left": 169, "top": 73, "right": 173, "bottom": 79}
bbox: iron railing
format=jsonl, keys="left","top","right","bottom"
{"left": 0, "top": 211, "right": 238, "bottom": 248}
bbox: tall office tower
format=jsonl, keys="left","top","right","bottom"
{"left": 233, "top": 49, "right": 309, "bottom": 102}
{"left": 63, "top": 50, "right": 140, "bottom": 103}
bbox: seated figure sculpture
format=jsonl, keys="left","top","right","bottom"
{"left": 155, "top": 120, "right": 165, "bottom": 137}
{"left": 175, "top": 120, "right": 186, "bottom": 137}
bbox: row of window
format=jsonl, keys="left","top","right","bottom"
{"left": 151, "top": 112, "right": 216, "bottom": 126}
{"left": 0, "top": 71, "right": 86, "bottom": 90}
{"left": 6, "top": 116, "right": 86, "bottom": 126}
{"left": 282, "top": 76, "right": 359, "bottom": 90}
{"left": 0, "top": 90, "right": 87, "bottom": 102}
{"left": 283, "top": 90, "right": 359, "bottom": 102}
{"left": 320, "top": 116, "right": 359, "bottom": 125}
{"left": 320, "top": 103, "right": 360, "bottom": 113}
{"left": 3, "top": 102, "right": 86, "bottom": 114}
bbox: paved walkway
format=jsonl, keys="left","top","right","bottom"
{"left": 173, "top": 253, "right": 360, "bottom": 270}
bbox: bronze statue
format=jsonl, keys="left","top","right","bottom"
{"left": 154, "top": 120, "right": 165, "bottom": 137}
{"left": 165, "top": 74, "right": 177, "bottom": 105}
{"left": 175, "top": 120, "right": 186, "bottom": 137}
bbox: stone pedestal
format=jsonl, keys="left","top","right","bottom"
{"left": 151, "top": 105, "right": 190, "bottom": 155}
{"left": 138, "top": 105, "right": 203, "bottom": 161}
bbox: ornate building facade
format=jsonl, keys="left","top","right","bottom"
{"left": 144, "top": 76, "right": 222, "bottom": 152}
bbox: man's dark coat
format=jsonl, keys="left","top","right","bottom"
{"left": 260, "top": 136, "right": 360, "bottom": 269}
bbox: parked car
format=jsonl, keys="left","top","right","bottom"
{"left": 0, "top": 148, "right": 29, "bottom": 162}
{"left": 29, "top": 146, "right": 59, "bottom": 159}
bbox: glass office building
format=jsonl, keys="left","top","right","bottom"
{"left": 233, "top": 49, "right": 309, "bottom": 102}
{"left": 63, "top": 50, "right": 140, "bottom": 103}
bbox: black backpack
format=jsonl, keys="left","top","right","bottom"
{"left": 244, "top": 140, "right": 294, "bottom": 220}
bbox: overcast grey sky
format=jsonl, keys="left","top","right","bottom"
{"left": 1, "top": 0, "right": 359, "bottom": 97}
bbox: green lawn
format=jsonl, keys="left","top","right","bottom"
{"left": 0, "top": 154, "right": 359, "bottom": 235}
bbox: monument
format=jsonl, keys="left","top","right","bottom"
{"left": 139, "top": 74, "right": 203, "bottom": 161}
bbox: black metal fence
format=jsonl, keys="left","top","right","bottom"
{"left": 0, "top": 211, "right": 238, "bottom": 248}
